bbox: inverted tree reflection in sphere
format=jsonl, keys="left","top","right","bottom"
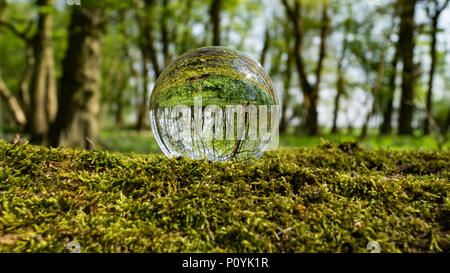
{"left": 149, "top": 46, "right": 279, "bottom": 161}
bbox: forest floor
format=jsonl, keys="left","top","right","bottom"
{"left": 0, "top": 140, "right": 449, "bottom": 252}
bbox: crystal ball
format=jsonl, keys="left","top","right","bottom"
{"left": 149, "top": 46, "right": 279, "bottom": 161}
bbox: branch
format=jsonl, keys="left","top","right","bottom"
{"left": 438, "top": 0, "right": 450, "bottom": 13}
{"left": 0, "top": 19, "right": 31, "bottom": 42}
{"left": 281, "top": 0, "right": 295, "bottom": 22}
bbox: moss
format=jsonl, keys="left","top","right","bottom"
{"left": 0, "top": 140, "right": 449, "bottom": 253}
{"left": 157, "top": 74, "right": 274, "bottom": 107}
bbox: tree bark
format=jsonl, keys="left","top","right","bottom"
{"left": 49, "top": 6, "right": 106, "bottom": 149}
{"left": 209, "top": 0, "right": 222, "bottom": 46}
{"left": 29, "top": 0, "right": 57, "bottom": 144}
{"left": 397, "top": 0, "right": 417, "bottom": 135}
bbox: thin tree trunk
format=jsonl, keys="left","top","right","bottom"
{"left": 282, "top": 0, "right": 329, "bottom": 135}
{"left": 18, "top": 45, "right": 34, "bottom": 119}
{"left": 0, "top": 70, "right": 27, "bottom": 127}
{"left": 331, "top": 67, "right": 343, "bottom": 134}
{"left": 141, "top": 0, "right": 161, "bottom": 78}
{"left": 332, "top": 20, "right": 350, "bottom": 135}
{"left": 28, "top": 0, "right": 57, "bottom": 144}
{"left": 397, "top": 0, "right": 417, "bottom": 135}
{"left": 445, "top": 109, "right": 450, "bottom": 139}
{"left": 160, "top": 0, "right": 171, "bottom": 66}
{"left": 260, "top": 27, "right": 270, "bottom": 67}
{"left": 279, "top": 56, "right": 293, "bottom": 134}
{"left": 209, "top": 0, "right": 222, "bottom": 46}
{"left": 49, "top": 7, "right": 106, "bottom": 149}
{"left": 135, "top": 0, "right": 159, "bottom": 130}
{"left": 179, "top": 0, "right": 193, "bottom": 54}
{"left": 120, "top": 10, "right": 140, "bottom": 129}
{"left": 0, "top": 0, "right": 5, "bottom": 27}
{"left": 380, "top": 45, "right": 399, "bottom": 135}
{"left": 360, "top": 40, "right": 388, "bottom": 140}
{"left": 115, "top": 78, "right": 126, "bottom": 128}
{"left": 137, "top": 48, "right": 149, "bottom": 131}
{"left": 424, "top": 0, "right": 449, "bottom": 134}
{"left": 424, "top": 15, "right": 438, "bottom": 135}
{"left": 0, "top": 0, "right": 32, "bottom": 130}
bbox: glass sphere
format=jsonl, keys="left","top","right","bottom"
{"left": 149, "top": 46, "right": 279, "bottom": 161}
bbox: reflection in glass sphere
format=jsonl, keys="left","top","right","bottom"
{"left": 149, "top": 46, "right": 279, "bottom": 161}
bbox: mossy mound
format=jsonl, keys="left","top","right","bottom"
{"left": 0, "top": 140, "right": 449, "bottom": 252}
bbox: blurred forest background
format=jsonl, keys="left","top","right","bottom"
{"left": 0, "top": 0, "right": 449, "bottom": 154}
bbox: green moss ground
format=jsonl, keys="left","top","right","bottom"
{"left": 0, "top": 140, "right": 449, "bottom": 252}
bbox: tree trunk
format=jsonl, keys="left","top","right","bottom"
{"left": 28, "top": 0, "right": 57, "bottom": 144}
{"left": 397, "top": 0, "right": 417, "bottom": 135}
{"left": 135, "top": 0, "right": 160, "bottom": 130}
{"left": 423, "top": 0, "right": 449, "bottom": 134}
{"left": 282, "top": 0, "right": 329, "bottom": 136}
{"left": 179, "top": 0, "right": 193, "bottom": 54}
{"left": 0, "top": 0, "right": 6, "bottom": 36}
{"left": 111, "top": 67, "right": 127, "bottom": 129}
{"left": 18, "top": 44, "right": 34, "bottom": 120}
{"left": 209, "top": 0, "right": 222, "bottom": 46}
{"left": 0, "top": 70, "right": 27, "bottom": 127}
{"left": 332, "top": 20, "right": 350, "bottom": 135}
{"left": 115, "top": 84, "right": 125, "bottom": 128}
{"left": 49, "top": 7, "right": 106, "bottom": 149}
{"left": 142, "top": 0, "right": 161, "bottom": 78}
{"left": 160, "top": 0, "right": 171, "bottom": 66}
{"left": 119, "top": 10, "right": 139, "bottom": 129}
{"left": 445, "top": 109, "right": 450, "bottom": 139}
{"left": 424, "top": 15, "right": 437, "bottom": 135}
{"left": 260, "top": 27, "right": 270, "bottom": 67}
{"left": 280, "top": 50, "right": 293, "bottom": 133}
{"left": 331, "top": 70, "right": 343, "bottom": 134}
{"left": 380, "top": 46, "right": 399, "bottom": 135}
{"left": 360, "top": 41, "right": 388, "bottom": 140}
{"left": 137, "top": 48, "right": 150, "bottom": 131}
